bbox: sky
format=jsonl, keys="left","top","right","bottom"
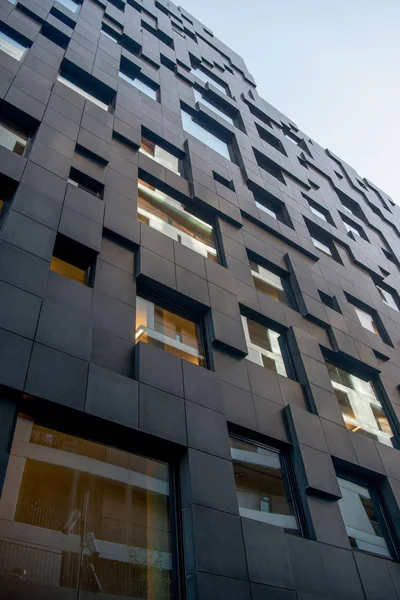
{"left": 178, "top": 0, "right": 400, "bottom": 204}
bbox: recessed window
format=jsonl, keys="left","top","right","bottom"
{"left": 327, "top": 363, "right": 394, "bottom": 446}
{"left": 337, "top": 477, "right": 392, "bottom": 558}
{"left": 0, "top": 414, "right": 175, "bottom": 597}
{"left": 254, "top": 149, "right": 285, "bottom": 183}
{"left": 376, "top": 285, "right": 399, "bottom": 312}
{"left": 342, "top": 216, "right": 366, "bottom": 239}
{"left": 256, "top": 124, "right": 286, "bottom": 155}
{"left": 307, "top": 198, "right": 331, "bottom": 223}
{"left": 58, "top": 0, "right": 80, "bottom": 12}
{"left": 0, "top": 29, "right": 27, "bottom": 61}
{"left": 50, "top": 234, "right": 95, "bottom": 286}
{"left": 255, "top": 200, "right": 277, "bottom": 219}
{"left": 318, "top": 290, "right": 341, "bottom": 313}
{"left": 284, "top": 131, "right": 300, "bottom": 146}
{"left": 0, "top": 120, "right": 28, "bottom": 155}
{"left": 119, "top": 70, "right": 158, "bottom": 101}
{"left": 311, "top": 236, "right": 332, "bottom": 256}
{"left": 250, "top": 260, "right": 290, "bottom": 307}
{"left": 136, "top": 295, "right": 205, "bottom": 366}
{"left": 57, "top": 75, "right": 110, "bottom": 111}
{"left": 354, "top": 306, "right": 379, "bottom": 335}
{"left": 101, "top": 26, "right": 119, "bottom": 42}
{"left": 138, "top": 179, "right": 218, "bottom": 262}
{"left": 213, "top": 171, "right": 235, "bottom": 191}
{"left": 194, "top": 89, "right": 233, "bottom": 125}
{"left": 68, "top": 169, "right": 104, "bottom": 198}
{"left": 337, "top": 191, "right": 364, "bottom": 220}
{"left": 0, "top": 174, "right": 18, "bottom": 224}
{"left": 230, "top": 437, "right": 299, "bottom": 533}
{"left": 139, "top": 136, "right": 181, "bottom": 175}
{"left": 191, "top": 66, "right": 228, "bottom": 95}
{"left": 181, "top": 108, "right": 231, "bottom": 161}
{"left": 242, "top": 315, "right": 288, "bottom": 377}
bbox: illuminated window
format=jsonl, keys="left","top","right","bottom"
{"left": 193, "top": 89, "right": 233, "bottom": 125}
{"left": 376, "top": 285, "right": 398, "bottom": 312}
{"left": 58, "top": 75, "right": 109, "bottom": 111}
{"left": 119, "top": 71, "right": 158, "bottom": 101}
{"left": 181, "top": 109, "right": 231, "bottom": 160}
{"left": 136, "top": 296, "right": 205, "bottom": 366}
{"left": 0, "top": 29, "right": 27, "bottom": 61}
{"left": 230, "top": 437, "right": 299, "bottom": 533}
{"left": 250, "top": 260, "right": 289, "bottom": 306}
{"left": 0, "top": 121, "right": 27, "bottom": 155}
{"left": 327, "top": 363, "right": 394, "bottom": 446}
{"left": 50, "top": 235, "right": 95, "bottom": 286}
{"left": 337, "top": 477, "right": 392, "bottom": 558}
{"left": 354, "top": 307, "right": 379, "bottom": 335}
{"left": 139, "top": 136, "right": 181, "bottom": 175}
{"left": 242, "top": 315, "right": 288, "bottom": 377}
{"left": 0, "top": 415, "right": 175, "bottom": 598}
{"left": 137, "top": 179, "right": 218, "bottom": 262}
{"left": 191, "top": 66, "right": 228, "bottom": 95}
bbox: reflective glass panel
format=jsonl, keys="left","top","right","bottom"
{"left": 376, "top": 286, "right": 398, "bottom": 311}
{"left": 193, "top": 89, "right": 233, "bottom": 125}
{"left": 344, "top": 221, "right": 360, "bottom": 236}
{"left": 58, "top": 0, "right": 80, "bottom": 12}
{"left": 0, "top": 416, "right": 174, "bottom": 599}
{"left": 327, "top": 364, "right": 393, "bottom": 446}
{"left": 191, "top": 67, "right": 227, "bottom": 95}
{"left": 230, "top": 438, "right": 298, "bottom": 532}
{"left": 250, "top": 260, "right": 288, "bottom": 306}
{"left": 58, "top": 76, "right": 109, "bottom": 111}
{"left": 136, "top": 296, "right": 204, "bottom": 366}
{"left": 139, "top": 137, "right": 180, "bottom": 175}
{"left": 242, "top": 315, "right": 287, "bottom": 377}
{"left": 311, "top": 237, "right": 332, "bottom": 256}
{"left": 137, "top": 179, "right": 217, "bottom": 262}
{"left": 255, "top": 200, "right": 277, "bottom": 219}
{"left": 337, "top": 478, "right": 390, "bottom": 558}
{"left": 181, "top": 109, "right": 231, "bottom": 160}
{"left": 119, "top": 72, "right": 158, "bottom": 100}
{"left": 354, "top": 307, "right": 379, "bottom": 335}
{"left": 0, "top": 122, "right": 27, "bottom": 155}
{"left": 0, "top": 30, "right": 26, "bottom": 61}
{"left": 309, "top": 204, "right": 327, "bottom": 222}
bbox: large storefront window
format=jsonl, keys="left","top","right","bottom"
{"left": 0, "top": 417, "right": 174, "bottom": 599}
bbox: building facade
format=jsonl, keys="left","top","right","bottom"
{"left": 0, "top": 0, "right": 399, "bottom": 598}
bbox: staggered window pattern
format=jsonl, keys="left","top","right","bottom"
{"left": 0, "top": 416, "right": 174, "bottom": 598}
{"left": 0, "top": 29, "right": 27, "bottom": 61}
{"left": 250, "top": 260, "right": 289, "bottom": 306}
{"left": 139, "top": 136, "right": 181, "bottom": 175}
{"left": 136, "top": 296, "right": 204, "bottom": 366}
{"left": 230, "top": 437, "right": 298, "bottom": 533}
{"left": 337, "top": 477, "right": 391, "bottom": 558}
{"left": 137, "top": 179, "right": 218, "bottom": 262}
{"left": 327, "top": 364, "right": 393, "bottom": 446}
{"left": 242, "top": 315, "right": 287, "bottom": 377}
{"left": 181, "top": 109, "right": 231, "bottom": 160}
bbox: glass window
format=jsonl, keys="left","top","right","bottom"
{"left": 0, "top": 121, "right": 27, "bottom": 155}
{"left": 337, "top": 477, "right": 391, "bottom": 558}
{"left": 354, "top": 307, "right": 379, "bottom": 335}
{"left": 242, "top": 315, "right": 287, "bottom": 377}
{"left": 250, "top": 260, "right": 288, "bottom": 306}
{"left": 181, "top": 109, "right": 231, "bottom": 161}
{"left": 58, "top": 75, "right": 109, "bottom": 111}
{"left": 327, "top": 364, "right": 394, "bottom": 446}
{"left": 0, "top": 30, "right": 27, "bottom": 61}
{"left": 230, "top": 437, "right": 298, "bottom": 532}
{"left": 0, "top": 415, "right": 174, "bottom": 598}
{"left": 138, "top": 179, "right": 217, "bottom": 262}
{"left": 136, "top": 296, "right": 204, "bottom": 366}
{"left": 50, "top": 234, "right": 94, "bottom": 286}
{"left": 344, "top": 220, "right": 361, "bottom": 237}
{"left": 311, "top": 236, "right": 332, "bottom": 256}
{"left": 68, "top": 171, "right": 103, "bottom": 198}
{"left": 376, "top": 285, "right": 398, "bottom": 312}
{"left": 191, "top": 67, "right": 227, "bottom": 95}
{"left": 119, "top": 71, "right": 158, "bottom": 101}
{"left": 255, "top": 200, "right": 277, "bottom": 219}
{"left": 309, "top": 203, "right": 327, "bottom": 222}
{"left": 139, "top": 137, "right": 181, "bottom": 175}
{"left": 50, "top": 256, "right": 88, "bottom": 285}
{"left": 101, "top": 28, "right": 118, "bottom": 42}
{"left": 58, "top": 0, "right": 80, "bottom": 12}
{"left": 193, "top": 89, "right": 233, "bottom": 125}
{"left": 0, "top": 175, "right": 17, "bottom": 221}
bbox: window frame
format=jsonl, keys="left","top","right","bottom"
{"left": 0, "top": 27, "right": 28, "bottom": 61}
{"left": 181, "top": 106, "right": 233, "bottom": 162}
{"left": 139, "top": 132, "right": 184, "bottom": 176}
{"left": 249, "top": 256, "right": 295, "bottom": 309}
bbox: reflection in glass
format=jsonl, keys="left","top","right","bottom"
{"left": 241, "top": 315, "right": 287, "bottom": 377}
{"left": 0, "top": 122, "right": 27, "bottom": 155}
{"left": 191, "top": 67, "right": 227, "bottom": 95}
{"left": 311, "top": 237, "right": 332, "bottom": 256}
{"left": 193, "top": 90, "right": 233, "bottom": 125}
{"left": 309, "top": 204, "right": 327, "bottom": 222}
{"left": 354, "top": 307, "right": 379, "bottom": 335}
{"left": 58, "top": 76, "right": 109, "bottom": 111}
{"left": 250, "top": 260, "right": 288, "bottom": 306}
{"left": 255, "top": 200, "right": 277, "bottom": 219}
{"left": 327, "top": 364, "right": 393, "bottom": 446}
{"left": 230, "top": 438, "right": 298, "bottom": 532}
{"left": 139, "top": 137, "right": 180, "bottom": 175}
{"left": 119, "top": 72, "right": 158, "bottom": 101}
{"left": 337, "top": 478, "right": 390, "bottom": 558}
{"left": 58, "top": 0, "right": 80, "bottom": 12}
{"left": 181, "top": 109, "right": 231, "bottom": 161}
{"left": 136, "top": 296, "right": 204, "bottom": 366}
{"left": 376, "top": 286, "right": 398, "bottom": 312}
{"left": 0, "top": 417, "right": 174, "bottom": 599}
{"left": 137, "top": 179, "right": 217, "bottom": 262}
{"left": 0, "top": 30, "right": 26, "bottom": 61}
{"left": 344, "top": 220, "right": 361, "bottom": 237}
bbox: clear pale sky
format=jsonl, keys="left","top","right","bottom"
{"left": 179, "top": 0, "right": 400, "bottom": 204}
